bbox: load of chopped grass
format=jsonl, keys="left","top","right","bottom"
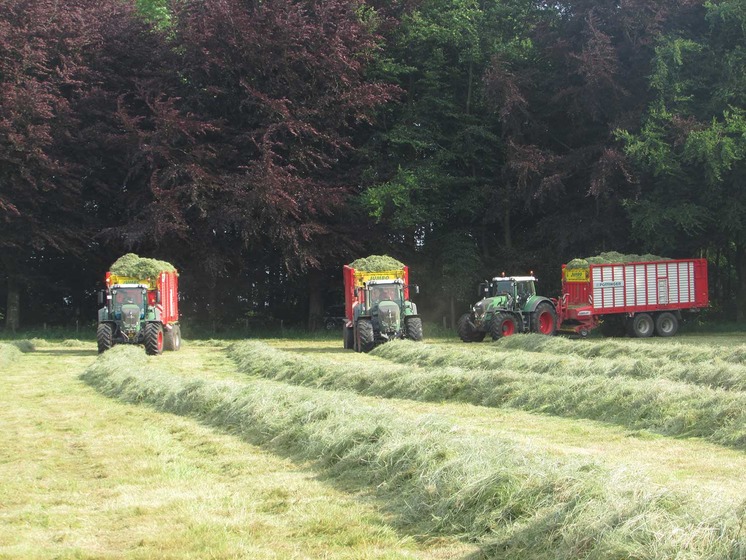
{"left": 348, "top": 255, "right": 405, "bottom": 271}
{"left": 227, "top": 340, "right": 746, "bottom": 449}
{"left": 110, "top": 253, "right": 177, "bottom": 278}
{"left": 81, "top": 346, "right": 742, "bottom": 559}
{"left": 566, "top": 251, "right": 669, "bottom": 270}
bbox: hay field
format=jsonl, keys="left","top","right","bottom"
{"left": 1, "top": 333, "right": 745, "bottom": 559}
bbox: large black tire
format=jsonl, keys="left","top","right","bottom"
{"left": 343, "top": 325, "right": 354, "bottom": 349}
{"left": 457, "top": 313, "right": 486, "bottom": 342}
{"left": 655, "top": 312, "right": 679, "bottom": 337}
{"left": 630, "top": 313, "right": 654, "bottom": 338}
{"left": 356, "top": 319, "right": 375, "bottom": 353}
{"left": 531, "top": 302, "right": 557, "bottom": 335}
{"left": 490, "top": 312, "right": 518, "bottom": 341}
{"left": 144, "top": 323, "right": 164, "bottom": 355}
{"left": 405, "top": 317, "right": 424, "bottom": 341}
{"left": 96, "top": 323, "right": 113, "bottom": 354}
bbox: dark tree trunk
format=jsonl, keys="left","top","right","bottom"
{"left": 503, "top": 187, "right": 512, "bottom": 250}
{"left": 2, "top": 254, "right": 21, "bottom": 333}
{"left": 307, "top": 268, "right": 325, "bottom": 331}
{"left": 736, "top": 243, "right": 746, "bottom": 322}
{"left": 5, "top": 276, "right": 20, "bottom": 333}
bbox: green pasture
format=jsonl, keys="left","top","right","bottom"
{"left": 0, "top": 331, "right": 745, "bottom": 559}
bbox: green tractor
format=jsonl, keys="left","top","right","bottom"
{"left": 457, "top": 275, "right": 557, "bottom": 342}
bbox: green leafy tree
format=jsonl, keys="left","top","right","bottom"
{"left": 619, "top": 1, "right": 746, "bottom": 318}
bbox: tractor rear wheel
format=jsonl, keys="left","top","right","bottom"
{"left": 490, "top": 312, "right": 517, "bottom": 340}
{"left": 531, "top": 302, "right": 557, "bottom": 335}
{"left": 405, "top": 317, "right": 424, "bottom": 341}
{"left": 96, "top": 323, "right": 113, "bottom": 354}
{"left": 630, "top": 313, "right": 654, "bottom": 338}
{"left": 144, "top": 323, "right": 164, "bottom": 355}
{"left": 457, "top": 313, "right": 486, "bottom": 342}
{"left": 655, "top": 312, "right": 679, "bottom": 337}
{"left": 356, "top": 319, "right": 375, "bottom": 353}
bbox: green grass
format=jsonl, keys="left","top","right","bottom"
{"left": 376, "top": 334, "right": 746, "bottom": 390}
{"left": 0, "top": 343, "right": 23, "bottom": 367}
{"left": 226, "top": 340, "right": 746, "bottom": 449}
{"left": 0, "top": 341, "right": 472, "bottom": 559}
{"left": 81, "top": 345, "right": 745, "bottom": 559}
{"left": 497, "top": 333, "right": 746, "bottom": 365}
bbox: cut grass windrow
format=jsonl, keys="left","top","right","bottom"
{"left": 82, "top": 346, "right": 744, "bottom": 560}
{"left": 379, "top": 335, "right": 746, "bottom": 391}
{"left": 498, "top": 333, "right": 746, "bottom": 365}
{"left": 0, "top": 343, "right": 22, "bottom": 367}
{"left": 228, "top": 341, "right": 746, "bottom": 449}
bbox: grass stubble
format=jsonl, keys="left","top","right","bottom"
{"left": 1, "top": 341, "right": 470, "bottom": 559}
{"left": 81, "top": 344, "right": 746, "bottom": 560}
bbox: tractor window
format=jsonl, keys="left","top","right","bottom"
{"left": 516, "top": 281, "right": 536, "bottom": 301}
{"left": 492, "top": 280, "right": 514, "bottom": 296}
{"left": 369, "top": 285, "right": 400, "bottom": 304}
{"left": 113, "top": 288, "right": 144, "bottom": 310}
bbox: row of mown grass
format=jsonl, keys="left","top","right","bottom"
{"left": 498, "top": 333, "right": 746, "bottom": 365}
{"left": 227, "top": 340, "right": 746, "bottom": 449}
{"left": 0, "top": 343, "right": 23, "bottom": 368}
{"left": 377, "top": 335, "right": 746, "bottom": 391}
{"left": 4, "top": 341, "right": 463, "bottom": 560}
{"left": 82, "top": 346, "right": 743, "bottom": 559}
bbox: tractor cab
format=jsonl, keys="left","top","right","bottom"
{"left": 490, "top": 276, "right": 537, "bottom": 307}
{"left": 111, "top": 286, "right": 147, "bottom": 316}
{"left": 478, "top": 275, "right": 537, "bottom": 310}
{"left": 364, "top": 280, "right": 404, "bottom": 336}
{"left": 110, "top": 286, "right": 149, "bottom": 336}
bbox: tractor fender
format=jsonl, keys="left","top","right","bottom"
{"left": 524, "top": 296, "right": 555, "bottom": 314}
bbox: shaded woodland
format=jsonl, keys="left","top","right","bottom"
{"left": 2, "top": 0, "right": 745, "bottom": 331}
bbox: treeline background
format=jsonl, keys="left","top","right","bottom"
{"left": 2, "top": 0, "right": 745, "bottom": 332}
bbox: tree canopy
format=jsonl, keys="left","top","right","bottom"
{"left": 0, "top": 0, "right": 741, "bottom": 331}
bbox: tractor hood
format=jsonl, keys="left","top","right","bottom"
{"left": 475, "top": 295, "right": 511, "bottom": 315}
{"left": 376, "top": 300, "right": 401, "bottom": 333}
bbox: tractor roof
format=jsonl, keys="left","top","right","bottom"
{"left": 491, "top": 276, "right": 537, "bottom": 282}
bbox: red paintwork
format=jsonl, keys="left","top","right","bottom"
{"left": 343, "top": 265, "right": 409, "bottom": 324}
{"left": 501, "top": 317, "right": 516, "bottom": 336}
{"left": 157, "top": 271, "right": 179, "bottom": 325}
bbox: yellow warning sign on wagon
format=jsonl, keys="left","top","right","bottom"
{"left": 564, "top": 268, "right": 589, "bottom": 282}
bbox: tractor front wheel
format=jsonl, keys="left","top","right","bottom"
{"left": 457, "top": 313, "right": 486, "bottom": 342}
{"left": 405, "top": 317, "right": 424, "bottom": 341}
{"left": 97, "top": 323, "right": 113, "bottom": 354}
{"left": 144, "top": 323, "right": 164, "bottom": 355}
{"left": 531, "top": 302, "right": 557, "bottom": 335}
{"left": 490, "top": 313, "right": 517, "bottom": 340}
{"left": 356, "top": 319, "right": 375, "bottom": 353}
